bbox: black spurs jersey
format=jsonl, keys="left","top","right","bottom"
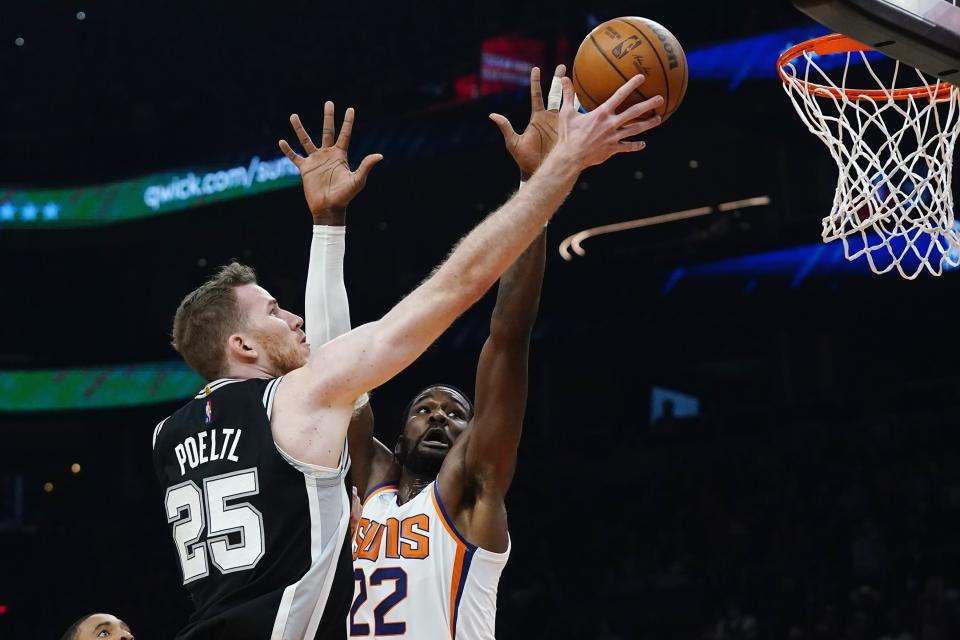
{"left": 152, "top": 377, "right": 353, "bottom": 640}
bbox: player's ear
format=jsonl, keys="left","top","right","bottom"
{"left": 226, "top": 332, "right": 258, "bottom": 363}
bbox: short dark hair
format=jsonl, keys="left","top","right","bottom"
{"left": 60, "top": 614, "right": 91, "bottom": 640}
{"left": 172, "top": 262, "right": 258, "bottom": 381}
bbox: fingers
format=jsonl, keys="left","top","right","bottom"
{"left": 530, "top": 66, "right": 544, "bottom": 113}
{"left": 602, "top": 74, "right": 647, "bottom": 113}
{"left": 289, "top": 114, "right": 318, "bottom": 154}
{"left": 278, "top": 139, "right": 303, "bottom": 167}
{"left": 615, "top": 95, "right": 665, "bottom": 126}
{"left": 355, "top": 153, "right": 383, "bottom": 181}
{"left": 489, "top": 113, "right": 519, "bottom": 146}
{"left": 336, "top": 107, "right": 355, "bottom": 151}
{"left": 616, "top": 113, "right": 662, "bottom": 139}
{"left": 350, "top": 486, "right": 361, "bottom": 533}
{"left": 321, "top": 101, "right": 335, "bottom": 147}
{"left": 547, "top": 64, "right": 566, "bottom": 111}
{"left": 560, "top": 76, "right": 575, "bottom": 115}
{"left": 613, "top": 140, "right": 648, "bottom": 155}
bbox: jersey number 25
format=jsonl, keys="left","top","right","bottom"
{"left": 164, "top": 468, "right": 265, "bottom": 583}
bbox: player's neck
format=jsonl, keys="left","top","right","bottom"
{"left": 225, "top": 361, "right": 278, "bottom": 380}
{"left": 397, "top": 468, "right": 434, "bottom": 505}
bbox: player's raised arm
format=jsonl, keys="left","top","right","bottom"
{"left": 489, "top": 65, "right": 565, "bottom": 181}
{"left": 279, "top": 102, "right": 382, "bottom": 231}
{"left": 434, "top": 66, "right": 557, "bottom": 553}
{"left": 287, "top": 104, "right": 396, "bottom": 495}
{"left": 274, "top": 76, "right": 664, "bottom": 468}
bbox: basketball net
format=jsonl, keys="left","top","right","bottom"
{"left": 779, "top": 34, "right": 960, "bottom": 279}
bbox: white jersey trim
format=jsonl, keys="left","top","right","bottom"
{"left": 270, "top": 473, "right": 350, "bottom": 639}
{"left": 193, "top": 377, "right": 241, "bottom": 399}
{"left": 303, "top": 476, "right": 349, "bottom": 636}
{"left": 262, "top": 377, "right": 283, "bottom": 415}
{"left": 275, "top": 440, "right": 350, "bottom": 480}
{"left": 262, "top": 376, "right": 351, "bottom": 479}
{"left": 271, "top": 584, "right": 296, "bottom": 640}
{"left": 151, "top": 418, "right": 168, "bottom": 449}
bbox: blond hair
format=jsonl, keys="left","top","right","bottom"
{"left": 172, "top": 262, "right": 257, "bottom": 381}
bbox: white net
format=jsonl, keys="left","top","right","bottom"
{"left": 780, "top": 37, "right": 960, "bottom": 279}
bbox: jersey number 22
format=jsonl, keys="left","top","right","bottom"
{"left": 350, "top": 567, "right": 408, "bottom": 636}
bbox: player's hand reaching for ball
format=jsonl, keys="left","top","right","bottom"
{"left": 279, "top": 102, "right": 383, "bottom": 224}
{"left": 553, "top": 73, "right": 664, "bottom": 170}
{"left": 489, "top": 65, "right": 566, "bottom": 180}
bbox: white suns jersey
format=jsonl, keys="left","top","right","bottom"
{"left": 349, "top": 481, "right": 510, "bottom": 639}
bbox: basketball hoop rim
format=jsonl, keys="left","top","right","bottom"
{"left": 777, "top": 33, "right": 955, "bottom": 101}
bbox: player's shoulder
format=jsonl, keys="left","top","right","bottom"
{"left": 195, "top": 376, "right": 274, "bottom": 400}
{"left": 362, "top": 481, "right": 400, "bottom": 511}
{"left": 151, "top": 377, "right": 278, "bottom": 449}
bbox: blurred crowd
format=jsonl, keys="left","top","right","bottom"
{"left": 497, "top": 408, "right": 960, "bottom": 639}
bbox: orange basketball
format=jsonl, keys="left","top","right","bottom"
{"left": 572, "top": 17, "right": 688, "bottom": 122}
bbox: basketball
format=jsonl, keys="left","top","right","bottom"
{"left": 572, "top": 17, "right": 688, "bottom": 122}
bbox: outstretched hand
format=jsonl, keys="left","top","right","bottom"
{"left": 555, "top": 73, "right": 664, "bottom": 170}
{"left": 489, "top": 65, "right": 566, "bottom": 180}
{"left": 279, "top": 102, "right": 383, "bottom": 222}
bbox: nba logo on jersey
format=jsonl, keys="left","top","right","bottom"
{"left": 204, "top": 400, "right": 213, "bottom": 425}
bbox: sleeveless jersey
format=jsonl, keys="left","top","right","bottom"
{"left": 349, "top": 481, "right": 510, "bottom": 639}
{"left": 152, "top": 377, "right": 354, "bottom": 640}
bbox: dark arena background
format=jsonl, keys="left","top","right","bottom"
{"left": 4, "top": 1, "right": 960, "bottom": 638}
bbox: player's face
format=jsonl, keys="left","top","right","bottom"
{"left": 234, "top": 284, "right": 309, "bottom": 375}
{"left": 400, "top": 388, "right": 471, "bottom": 468}
{"left": 75, "top": 613, "right": 134, "bottom": 640}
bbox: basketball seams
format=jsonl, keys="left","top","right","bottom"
{"left": 615, "top": 18, "right": 672, "bottom": 113}
{"left": 587, "top": 33, "right": 650, "bottom": 105}
{"left": 574, "top": 17, "right": 686, "bottom": 121}
{"left": 669, "top": 55, "right": 689, "bottom": 120}
{"left": 572, "top": 71, "right": 601, "bottom": 110}
{"left": 662, "top": 45, "right": 688, "bottom": 121}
